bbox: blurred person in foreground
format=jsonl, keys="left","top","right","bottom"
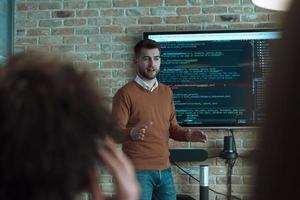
{"left": 253, "top": 0, "right": 300, "bottom": 200}
{"left": 0, "top": 51, "right": 139, "bottom": 200}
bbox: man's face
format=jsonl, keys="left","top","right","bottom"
{"left": 135, "top": 48, "right": 161, "bottom": 80}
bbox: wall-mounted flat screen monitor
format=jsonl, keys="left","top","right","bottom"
{"left": 143, "top": 29, "right": 281, "bottom": 128}
{"left": 0, "top": 0, "right": 13, "bottom": 64}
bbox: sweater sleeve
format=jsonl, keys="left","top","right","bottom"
{"left": 168, "top": 89, "right": 188, "bottom": 141}
{"left": 112, "top": 89, "right": 132, "bottom": 143}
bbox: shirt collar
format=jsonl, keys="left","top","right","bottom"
{"left": 134, "top": 75, "right": 158, "bottom": 92}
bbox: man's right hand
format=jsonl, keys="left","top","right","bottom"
{"left": 130, "top": 122, "right": 153, "bottom": 141}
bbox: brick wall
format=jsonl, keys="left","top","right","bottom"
{"left": 14, "top": 0, "right": 283, "bottom": 199}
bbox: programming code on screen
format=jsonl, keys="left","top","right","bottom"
{"left": 145, "top": 30, "right": 280, "bottom": 127}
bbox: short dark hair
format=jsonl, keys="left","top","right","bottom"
{"left": 0, "top": 51, "right": 116, "bottom": 200}
{"left": 134, "top": 39, "right": 161, "bottom": 57}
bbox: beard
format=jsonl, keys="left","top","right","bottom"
{"left": 138, "top": 68, "right": 159, "bottom": 80}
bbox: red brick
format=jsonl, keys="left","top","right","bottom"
{"left": 165, "top": 16, "right": 188, "bottom": 24}
{"left": 99, "top": 79, "right": 126, "bottom": 89}
{"left": 231, "top": 185, "right": 253, "bottom": 195}
{"left": 28, "top": 11, "right": 50, "bottom": 19}
{"left": 255, "top": 22, "right": 280, "bottom": 28}
{"left": 39, "top": 37, "right": 62, "bottom": 45}
{"left": 15, "top": 38, "right": 38, "bottom": 45}
{"left": 76, "top": 27, "right": 99, "bottom": 35}
{"left": 39, "top": 2, "right": 61, "bottom": 10}
{"left": 204, "top": 24, "right": 228, "bottom": 30}
{"left": 190, "top": 0, "right": 214, "bottom": 5}
{"left": 17, "top": 3, "right": 38, "bottom": 11}
{"left": 64, "top": 53, "right": 86, "bottom": 61}
{"left": 228, "top": 6, "right": 254, "bottom": 13}
{"left": 216, "top": 14, "right": 240, "bottom": 22}
{"left": 113, "top": 0, "right": 137, "bottom": 7}
{"left": 113, "top": 18, "right": 137, "bottom": 25}
{"left": 101, "top": 26, "right": 123, "bottom": 34}
{"left": 52, "top": 11, "right": 75, "bottom": 18}
{"left": 74, "top": 62, "right": 99, "bottom": 71}
{"left": 215, "top": 0, "right": 240, "bottom": 4}
{"left": 100, "top": 44, "right": 127, "bottom": 52}
{"left": 139, "top": 0, "right": 162, "bottom": 6}
{"left": 241, "top": 14, "right": 268, "bottom": 22}
{"left": 88, "top": 53, "right": 112, "bottom": 61}
{"left": 28, "top": 46, "right": 50, "bottom": 52}
{"left": 63, "top": 2, "right": 86, "bottom": 9}
{"left": 63, "top": 36, "right": 86, "bottom": 44}
{"left": 64, "top": 19, "right": 87, "bottom": 26}
{"left": 176, "top": 25, "right": 202, "bottom": 31}
{"left": 202, "top": 6, "right": 227, "bottom": 14}
{"left": 165, "top": 0, "right": 187, "bottom": 6}
{"left": 111, "top": 69, "right": 135, "bottom": 78}
{"left": 126, "top": 26, "right": 151, "bottom": 33}
{"left": 126, "top": 8, "right": 149, "bottom": 16}
{"left": 88, "top": 18, "right": 111, "bottom": 26}
{"left": 88, "top": 36, "right": 112, "bottom": 44}
{"left": 189, "top": 15, "right": 214, "bottom": 23}
{"left": 177, "top": 7, "right": 201, "bottom": 15}
{"left": 151, "top": 26, "right": 176, "bottom": 32}
{"left": 27, "top": 29, "right": 50, "bottom": 36}
{"left": 39, "top": 20, "right": 62, "bottom": 27}
{"left": 229, "top": 23, "right": 254, "bottom": 29}
{"left": 138, "top": 17, "right": 162, "bottom": 24}
{"left": 173, "top": 175, "right": 189, "bottom": 184}
{"left": 76, "top": 44, "right": 100, "bottom": 52}
{"left": 216, "top": 176, "right": 243, "bottom": 184}
{"left": 51, "top": 28, "right": 74, "bottom": 35}
{"left": 168, "top": 140, "right": 189, "bottom": 148}
{"left": 101, "top": 9, "right": 124, "bottom": 16}
{"left": 88, "top": 1, "right": 112, "bottom": 8}
{"left": 50, "top": 45, "right": 74, "bottom": 53}
{"left": 76, "top": 10, "right": 99, "bottom": 17}
{"left": 269, "top": 13, "right": 284, "bottom": 22}
{"left": 16, "top": 3, "right": 29, "bottom": 11}
{"left": 180, "top": 184, "right": 199, "bottom": 193}
{"left": 93, "top": 70, "right": 112, "bottom": 79}
{"left": 101, "top": 61, "right": 124, "bottom": 69}
{"left": 113, "top": 36, "right": 137, "bottom": 44}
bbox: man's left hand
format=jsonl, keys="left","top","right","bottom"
{"left": 185, "top": 128, "right": 207, "bottom": 143}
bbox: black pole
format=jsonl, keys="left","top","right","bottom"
{"left": 200, "top": 165, "right": 209, "bottom": 200}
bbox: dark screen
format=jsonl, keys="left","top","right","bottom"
{"left": 144, "top": 30, "right": 280, "bottom": 127}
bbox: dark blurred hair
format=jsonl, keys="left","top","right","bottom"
{"left": 134, "top": 39, "right": 161, "bottom": 57}
{"left": 254, "top": 1, "right": 300, "bottom": 200}
{"left": 0, "top": 51, "right": 116, "bottom": 200}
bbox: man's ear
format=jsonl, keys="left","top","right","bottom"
{"left": 133, "top": 56, "right": 138, "bottom": 65}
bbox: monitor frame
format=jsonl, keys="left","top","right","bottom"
{"left": 143, "top": 29, "right": 281, "bottom": 129}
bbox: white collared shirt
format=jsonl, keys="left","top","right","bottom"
{"left": 134, "top": 75, "right": 158, "bottom": 92}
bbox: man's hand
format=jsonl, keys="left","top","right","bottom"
{"left": 130, "top": 122, "right": 153, "bottom": 141}
{"left": 185, "top": 128, "right": 207, "bottom": 143}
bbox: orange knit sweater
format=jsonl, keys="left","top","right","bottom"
{"left": 112, "top": 81, "right": 188, "bottom": 170}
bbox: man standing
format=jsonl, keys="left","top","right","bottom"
{"left": 112, "top": 39, "right": 207, "bottom": 200}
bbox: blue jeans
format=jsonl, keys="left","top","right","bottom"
{"left": 135, "top": 167, "right": 176, "bottom": 200}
